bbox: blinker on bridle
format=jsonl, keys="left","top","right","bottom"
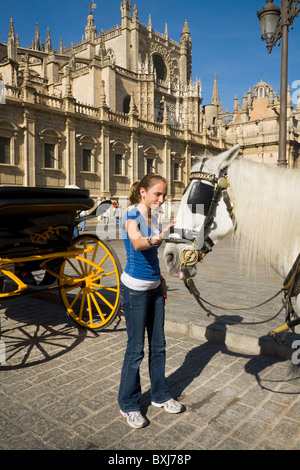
{"left": 167, "top": 169, "right": 235, "bottom": 267}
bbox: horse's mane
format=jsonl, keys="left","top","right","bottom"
{"left": 228, "top": 158, "right": 300, "bottom": 270}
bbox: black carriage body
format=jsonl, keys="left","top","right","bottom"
{"left": 0, "top": 186, "right": 94, "bottom": 261}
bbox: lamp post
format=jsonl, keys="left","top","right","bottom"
{"left": 257, "top": 0, "right": 299, "bottom": 167}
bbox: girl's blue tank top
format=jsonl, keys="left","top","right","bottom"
{"left": 121, "top": 207, "right": 161, "bottom": 281}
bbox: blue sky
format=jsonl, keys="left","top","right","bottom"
{"left": 1, "top": 0, "right": 300, "bottom": 113}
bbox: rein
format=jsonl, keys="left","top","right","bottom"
{"left": 167, "top": 169, "right": 300, "bottom": 340}
{"left": 180, "top": 265, "right": 284, "bottom": 325}
{"left": 180, "top": 250, "right": 300, "bottom": 339}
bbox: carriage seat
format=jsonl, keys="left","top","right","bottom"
{"left": 0, "top": 186, "right": 94, "bottom": 216}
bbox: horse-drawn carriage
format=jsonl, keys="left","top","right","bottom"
{"left": 0, "top": 186, "right": 122, "bottom": 331}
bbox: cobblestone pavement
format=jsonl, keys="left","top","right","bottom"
{"left": 0, "top": 226, "right": 299, "bottom": 451}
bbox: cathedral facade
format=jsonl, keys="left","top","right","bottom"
{"left": 0, "top": 1, "right": 299, "bottom": 209}
{"left": 0, "top": 1, "right": 220, "bottom": 206}
{"left": 206, "top": 75, "right": 300, "bottom": 168}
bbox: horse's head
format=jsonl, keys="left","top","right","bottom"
{"left": 163, "top": 145, "right": 240, "bottom": 278}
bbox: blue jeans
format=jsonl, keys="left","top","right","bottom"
{"left": 118, "top": 282, "right": 171, "bottom": 412}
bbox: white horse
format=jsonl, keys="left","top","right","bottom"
{"left": 163, "top": 145, "right": 300, "bottom": 314}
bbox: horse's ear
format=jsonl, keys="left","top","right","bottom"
{"left": 217, "top": 144, "right": 240, "bottom": 170}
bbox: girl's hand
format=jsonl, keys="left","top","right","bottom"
{"left": 161, "top": 218, "right": 176, "bottom": 239}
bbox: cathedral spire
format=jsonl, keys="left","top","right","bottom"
{"left": 132, "top": 3, "right": 138, "bottom": 21}
{"left": 181, "top": 19, "right": 190, "bottom": 36}
{"left": 212, "top": 73, "right": 220, "bottom": 106}
{"left": 45, "top": 27, "right": 52, "bottom": 53}
{"left": 120, "top": 0, "right": 131, "bottom": 28}
{"left": 8, "top": 18, "right": 17, "bottom": 60}
{"left": 121, "top": 0, "right": 131, "bottom": 10}
{"left": 120, "top": 0, "right": 131, "bottom": 18}
{"left": 8, "top": 18, "right": 15, "bottom": 43}
{"left": 180, "top": 20, "right": 192, "bottom": 85}
{"left": 34, "top": 21, "right": 40, "bottom": 50}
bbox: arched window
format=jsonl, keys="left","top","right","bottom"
{"left": 0, "top": 137, "right": 10, "bottom": 164}
{"left": 144, "top": 146, "right": 158, "bottom": 174}
{"left": 39, "top": 128, "right": 61, "bottom": 169}
{"left": 171, "top": 152, "right": 184, "bottom": 181}
{"left": 83, "top": 149, "right": 92, "bottom": 172}
{"left": 153, "top": 54, "right": 167, "bottom": 81}
{"left": 258, "top": 87, "right": 265, "bottom": 98}
{"left": 111, "top": 141, "right": 128, "bottom": 176}
{"left": 77, "top": 134, "right": 97, "bottom": 173}
{"left": 44, "top": 143, "right": 55, "bottom": 168}
{"left": 0, "top": 119, "right": 19, "bottom": 165}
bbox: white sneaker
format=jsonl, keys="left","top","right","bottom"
{"left": 151, "top": 398, "right": 184, "bottom": 414}
{"left": 120, "top": 410, "right": 147, "bottom": 429}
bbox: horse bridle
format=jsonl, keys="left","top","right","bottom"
{"left": 167, "top": 169, "right": 235, "bottom": 267}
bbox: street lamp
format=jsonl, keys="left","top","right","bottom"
{"left": 257, "top": 0, "right": 299, "bottom": 166}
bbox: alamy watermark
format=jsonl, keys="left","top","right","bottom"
{"left": 291, "top": 80, "right": 300, "bottom": 106}
{"left": 95, "top": 203, "right": 205, "bottom": 242}
{"left": 0, "top": 80, "right": 6, "bottom": 105}
{"left": 0, "top": 79, "right": 300, "bottom": 106}
{"left": 0, "top": 340, "right": 6, "bottom": 365}
{"left": 291, "top": 340, "right": 300, "bottom": 365}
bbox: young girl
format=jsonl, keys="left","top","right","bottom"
{"left": 118, "top": 173, "right": 184, "bottom": 429}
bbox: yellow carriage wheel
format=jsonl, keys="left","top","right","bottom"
{"left": 59, "top": 234, "right": 122, "bottom": 331}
